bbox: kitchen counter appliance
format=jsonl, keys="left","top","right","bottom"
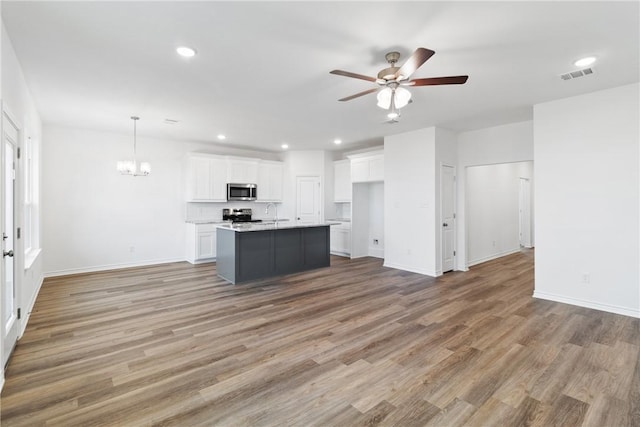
{"left": 222, "top": 208, "right": 262, "bottom": 223}
{"left": 227, "top": 183, "right": 257, "bottom": 201}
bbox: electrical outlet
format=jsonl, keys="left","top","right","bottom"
{"left": 129, "top": 246, "right": 135, "bottom": 253}
{"left": 582, "top": 273, "right": 590, "bottom": 284}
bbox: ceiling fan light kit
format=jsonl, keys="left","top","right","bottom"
{"left": 330, "top": 47, "right": 468, "bottom": 121}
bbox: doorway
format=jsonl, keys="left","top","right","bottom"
{"left": 519, "top": 177, "right": 532, "bottom": 248}
{"left": 441, "top": 165, "right": 456, "bottom": 273}
{"left": 296, "top": 176, "right": 321, "bottom": 224}
{"left": 2, "top": 111, "right": 19, "bottom": 367}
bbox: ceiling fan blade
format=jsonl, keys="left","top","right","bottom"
{"left": 330, "top": 70, "right": 377, "bottom": 83}
{"left": 338, "top": 88, "right": 379, "bottom": 102}
{"left": 408, "top": 75, "right": 469, "bottom": 86}
{"left": 395, "top": 47, "right": 435, "bottom": 80}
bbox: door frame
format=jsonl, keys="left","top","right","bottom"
{"left": 2, "top": 106, "right": 21, "bottom": 368}
{"left": 439, "top": 163, "right": 456, "bottom": 274}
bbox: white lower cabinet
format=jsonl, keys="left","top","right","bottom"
{"left": 186, "top": 223, "right": 217, "bottom": 264}
{"left": 330, "top": 222, "right": 351, "bottom": 256}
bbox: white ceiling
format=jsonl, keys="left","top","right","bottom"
{"left": 2, "top": 1, "right": 639, "bottom": 153}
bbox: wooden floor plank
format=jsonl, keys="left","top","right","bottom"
{"left": 2, "top": 251, "right": 639, "bottom": 426}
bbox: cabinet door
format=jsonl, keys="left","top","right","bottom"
{"left": 269, "top": 163, "right": 283, "bottom": 201}
{"left": 334, "top": 161, "right": 351, "bottom": 202}
{"left": 197, "top": 231, "right": 216, "bottom": 259}
{"left": 257, "top": 163, "right": 271, "bottom": 201}
{"left": 210, "top": 158, "right": 228, "bottom": 201}
{"left": 330, "top": 227, "right": 350, "bottom": 255}
{"left": 343, "top": 230, "right": 351, "bottom": 254}
{"left": 368, "top": 155, "right": 384, "bottom": 182}
{"left": 188, "top": 157, "right": 211, "bottom": 200}
{"left": 330, "top": 228, "right": 338, "bottom": 252}
{"left": 257, "top": 162, "right": 284, "bottom": 202}
{"left": 228, "top": 159, "right": 258, "bottom": 183}
{"left": 351, "top": 159, "right": 369, "bottom": 183}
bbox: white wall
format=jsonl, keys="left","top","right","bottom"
{"left": 534, "top": 83, "right": 639, "bottom": 318}
{"left": 385, "top": 127, "right": 438, "bottom": 275}
{"left": 42, "top": 125, "right": 280, "bottom": 276}
{"left": 456, "top": 121, "right": 533, "bottom": 269}
{"left": 467, "top": 161, "right": 533, "bottom": 265}
{"left": 1, "top": 23, "right": 45, "bottom": 389}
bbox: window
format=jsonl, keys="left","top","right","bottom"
{"left": 24, "top": 135, "right": 39, "bottom": 259}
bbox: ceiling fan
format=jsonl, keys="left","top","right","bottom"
{"left": 330, "top": 48, "right": 468, "bottom": 119}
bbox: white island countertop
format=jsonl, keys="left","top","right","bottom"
{"left": 216, "top": 221, "right": 340, "bottom": 232}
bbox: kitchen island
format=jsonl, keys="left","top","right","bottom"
{"left": 216, "top": 222, "right": 334, "bottom": 284}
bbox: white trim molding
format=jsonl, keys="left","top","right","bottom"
{"left": 44, "top": 257, "right": 187, "bottom": 278}
{"left": 533, "top": 291, "right": 640, "bottom": 319}
{"left": 383, "top": 261, "right": 440, "bottom": 278}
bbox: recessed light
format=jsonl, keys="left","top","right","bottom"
{"left": 334, "top": 139, "right": 342, "bottom": 145}
{"left": 281, "top": 144, "right": 289, "bottom": 149}
{"left": 177, "top": 46, "right": 197, "bottom": 57}
{"left": 574, "top": 56, "right": 596, "bottom": 67}
{"left": 217, "top": 134, "right": 226, "bottom": 140}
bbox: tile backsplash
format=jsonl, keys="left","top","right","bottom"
{"left": 185, "top": 202, "right": 283, "bottom": 222}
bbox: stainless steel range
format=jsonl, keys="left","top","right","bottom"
{"left": 222, "top": 208, "right": 262, "bottom": 223}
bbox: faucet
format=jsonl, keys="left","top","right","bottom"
{"left": 265, "top": 203, "right": 278, "bottom": 223}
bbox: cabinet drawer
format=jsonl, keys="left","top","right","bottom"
{"left": 196, "top": 224, "right": 217, "bottom": 233}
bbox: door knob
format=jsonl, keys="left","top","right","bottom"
{"left": 3, "top": 250, "right": 13, "bottom": 258}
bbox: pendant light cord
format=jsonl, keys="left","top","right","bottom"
{"left": 131, "top": 116, "right": 139, "bottom": 166}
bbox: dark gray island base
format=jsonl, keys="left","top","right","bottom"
{"left": 216, "top": 223, "right": 331, "bottom": 284}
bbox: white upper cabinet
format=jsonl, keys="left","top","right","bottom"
{"left": 227, "top": 158, "right": 259, "bottom": 184}
{"left": 333, "top": 160, "right": 352, "bottom": 202}
{"left": 257, "top": 160, "right": 284, "bottom": 202}
{"left": 185, "top": 154, "right": 227, "bottom": 202}
{"left": 349, "top": 151, "right": 384, "bottom": 183}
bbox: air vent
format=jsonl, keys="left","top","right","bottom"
{"left": 560, "top": 67, "right": 594, "bottom": 80}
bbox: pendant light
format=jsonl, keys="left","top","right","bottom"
{"left": 117, "top": 116, "right": 150, "bottom": 176}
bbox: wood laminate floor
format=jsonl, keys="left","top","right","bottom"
{"left": 1, "top": 252, "right": 639, "bottom": 426}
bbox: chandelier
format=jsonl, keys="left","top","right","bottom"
{"left": 117, "top": 116, "right": 150, "bottom": 176}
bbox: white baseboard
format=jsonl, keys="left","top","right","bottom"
{"left": 44, "top": 257, "right": 187, "bottom": 278}
{"left": 186, "top": 258, "right": 216, "bottom": 265}
{"left": 383, "top": 261, "right": 439, "bottom": 277}
{"left": 0, "top": 374, "right": 4, "bottom": 393}
{"left": 533, "top": 291, "right": 640, "bottom": 319}
{"left": 19, "top": 272, "right": 44, "bottom": 337}
{"left": 468, "top": 248, "right": 521, "bottom": 267}
{"left": 330, "top": 251, "right": 351, "bottom": 258}
{"left": 367, "top": 247, "right": 384, "bottom": 259}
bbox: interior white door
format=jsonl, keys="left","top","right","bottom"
{"left": 441, "top": 165, "right": 455, "bottom": 273}
{"left": 296, "top": 176, "right": 321, "bottom": 224}
{"left": 2, "top": 113, "right": 19, "bottom": 367}
{"left": 519, "top": 177, "right": 532, "bottom": 248}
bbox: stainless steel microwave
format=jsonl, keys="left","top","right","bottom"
{"left": 227, "top": 183, "right": 257, "bottom": 201}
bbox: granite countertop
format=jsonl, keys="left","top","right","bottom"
{"left": 327, "top": 218, "right": 351, "bottom": 222}
{"left": 216, "top": 221, "right": 339, "bottom": 232}
{"left": 186, "top": 218, "right": 291, "bottom": 224}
